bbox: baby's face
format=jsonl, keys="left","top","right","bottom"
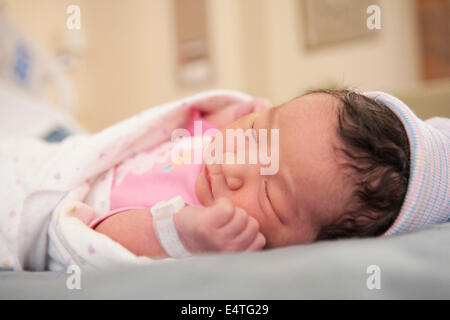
{"left": 195, "top": 93, "right": 351, "bottom": 248}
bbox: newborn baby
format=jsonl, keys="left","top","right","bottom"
{"left": 71, "top": 89, "right": 445, "bottom": 260}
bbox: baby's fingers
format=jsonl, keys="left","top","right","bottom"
{"left": 226, "top": 216, "right": 260, "bottom": 251}
{"left": 246, "top": 232, "right": 266, "bottom": 252}
{"left": 205, "top": 197, "right": 234, "bottom": 228}
{"left": 219, "top": 207, "right": 248, "bottom": 238}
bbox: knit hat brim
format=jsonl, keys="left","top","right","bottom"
{"left": 363, "top": 91, "right": 449, "bottom": 236}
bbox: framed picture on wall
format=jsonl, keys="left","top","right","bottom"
{"left": 417, "top": 0, "right": 450, "bottom": 80}
{"left": 175, "top": 0, "right": 212, "bottom": 87}
{"left": 302, "top": 0, "right": 378, "bottom": 48}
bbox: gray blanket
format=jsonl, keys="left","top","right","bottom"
{"left": 1, "top": 221, "right": 449, "bottom": 299}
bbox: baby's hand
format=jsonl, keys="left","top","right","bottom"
{"left": 174, "top": 198, "right": 266, "bottom": 254}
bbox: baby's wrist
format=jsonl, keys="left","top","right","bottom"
{"left": 150, "top": 197, "right": 192, "bottom": 259}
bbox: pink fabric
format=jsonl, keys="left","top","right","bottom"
{"left": 90, "top": 109, "right": 217, "bottom": 229}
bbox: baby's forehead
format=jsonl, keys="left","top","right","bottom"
{"left": 275, "top": 93, "right": 341, "bottom": 144}
{"left": 277, "top": 92, "right": 342, "bottom": 118}
{"left": 273, "top": 93, "right": 349, "bottom": 212}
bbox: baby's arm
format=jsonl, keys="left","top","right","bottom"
{"left": 94, "top": 208, "right": 169, "bottom": 259}
{"left": 66, "top": 202, "right": 169, "bottom": 258}
{"left": 93, "top": 198, "right": 266, "bottom": 259}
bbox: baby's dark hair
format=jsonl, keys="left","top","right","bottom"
{"left": 310, "top": 89, "right": 411, "bottom": 240}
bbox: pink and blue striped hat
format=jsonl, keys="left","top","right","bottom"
{"left": 363, "top": 91, "right": 449, "bottom": 236}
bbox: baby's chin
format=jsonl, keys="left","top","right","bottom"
{"left": 194, "top": 165, "right": 214, "bottom": 206}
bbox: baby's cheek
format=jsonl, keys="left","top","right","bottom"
{"left": 230, "top": 195, "right": 265, "bottom": 228}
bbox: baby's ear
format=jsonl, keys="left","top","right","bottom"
{"left": 67, "top": 201, "right": 95, "bottom": 225}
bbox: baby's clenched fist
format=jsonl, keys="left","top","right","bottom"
{"left": 174, "top": 198, "right": 266, "bottom": 255}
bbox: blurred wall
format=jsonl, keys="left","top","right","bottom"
{"left": 79, "top": 0, "right": 249, "bottom": 131}
{"left": 2, "top": 0, "right": 444, "bottom": 132}
{"left": 253, "top": 0, "right": 422, "bottom": 103}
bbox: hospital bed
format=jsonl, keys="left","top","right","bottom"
{"left": 0, "top": 82, "right": 85, "bottom": 141}
{"left": 1, "top": 222, "right": 450, "bottom": 299}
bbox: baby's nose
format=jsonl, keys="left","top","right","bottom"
{"left": 226, "top": 176, "right": 243, "bottom": 191}
{"left": 222, "top": 152, "right": 246, "bottom": 191}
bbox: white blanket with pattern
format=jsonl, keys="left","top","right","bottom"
{"left": 0, "top": 89, "right": 252, "bottom": 271}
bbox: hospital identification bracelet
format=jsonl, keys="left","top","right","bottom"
{"left": 150, "top": 196, "right": 192, "bottom": 259}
